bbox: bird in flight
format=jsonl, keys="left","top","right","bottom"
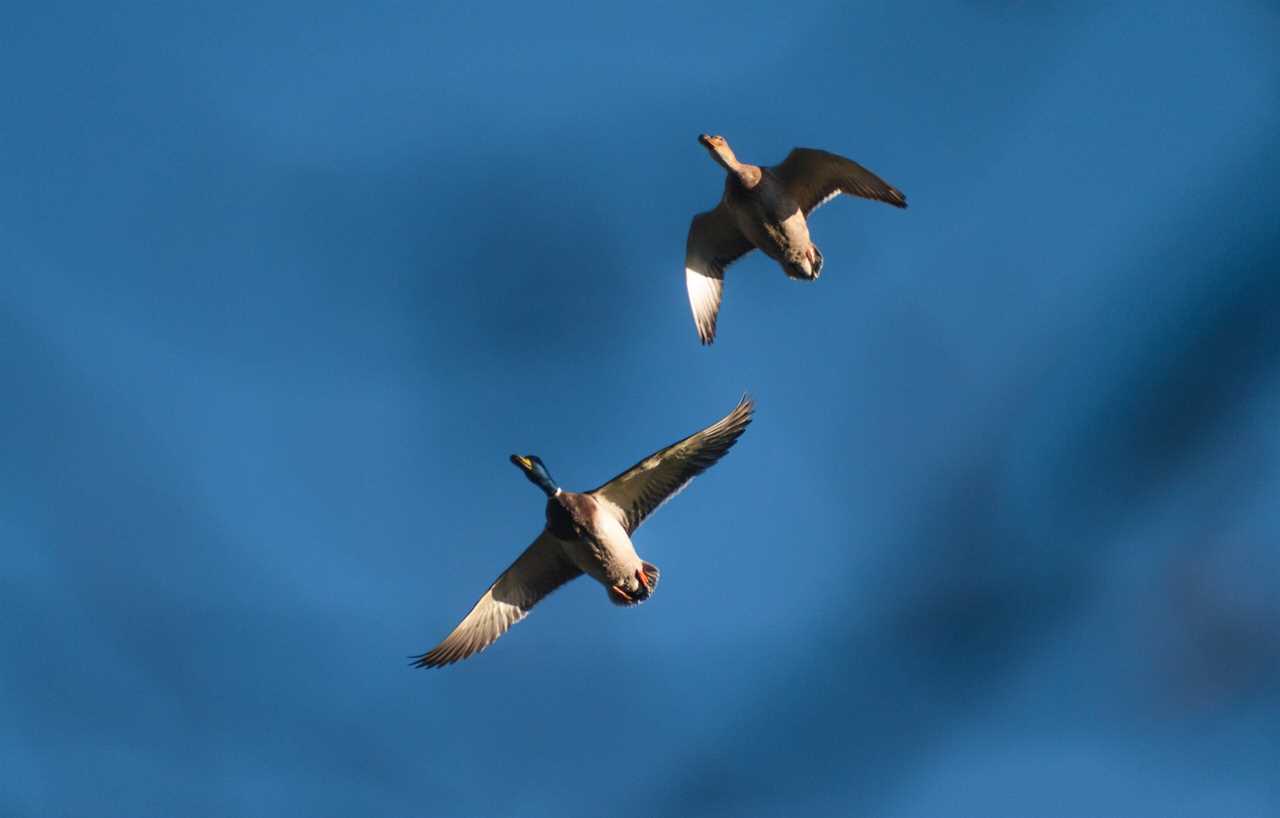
{"left": 412, "top": 395, "right": 755, "bottom": 668}
{"left": 685, "top": 134, "right": 907, "bottom": 344}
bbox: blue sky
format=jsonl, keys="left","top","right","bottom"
{"left": 3, "top": 2, "right": 1280, "bottom": 816}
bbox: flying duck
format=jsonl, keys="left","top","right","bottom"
{"left": 412, "top": 395, "right": 755, "bottom": 668}
{"left": 685, "top": 134, "right": 907, "bottom": 344}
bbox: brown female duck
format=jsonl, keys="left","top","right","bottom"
{"left": 685, "top": 134, "right": 907, "bottom": 344}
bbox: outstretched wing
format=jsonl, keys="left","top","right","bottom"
{"left": 412, "top": 532, "right": 582, "bottom": 668}
{"left": 685, "top": 205, "right": 754, "bottom": 344}
{"left": 770, "top": 148, "right": 907, "bottom": 215}
{"left": 590, "top": 395, "right": 755, "bottom": 534}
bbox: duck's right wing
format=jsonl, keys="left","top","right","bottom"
{"left": 590, "top": 395, "right": 754, "bottom": 534}
{"left": 685, "top": 205, "right": 754, "bottom": 345}
{"left": 412, "top": 532, "right": 582, "bottom": 668}
{"left": 771, "top": 148, "right": 907, "bottom": 215}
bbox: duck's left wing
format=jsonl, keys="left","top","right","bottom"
{"left": 685, "top": 205, "right": 754, "bottom": 345}
{"left": 412, "top": 532, "right": 582, "bottom": 668}
{"left": 771, "top": 148, "right": 907, "bottom": 215}
{"left": 590, "top": 395, "right": 754, "bottom": 535}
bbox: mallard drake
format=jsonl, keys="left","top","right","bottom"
{"left": 413, "top": 395, "right": 755, "bottom": 668}
{"left": 685, "top": 134, "right": 907, "bottom": 344}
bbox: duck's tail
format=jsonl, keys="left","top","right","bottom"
{"left": 640, "top": 561, "right": 661, "bottom": 598}
{"left": 784, "top": 245, "right": 823, "bottom": 281}
{"left": 607, "top": 561, "right": 661, "bottom": 607}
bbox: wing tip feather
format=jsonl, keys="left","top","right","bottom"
{"left": 686, "top": 265, "right": 723, "bottom": 345}
{"left": 409, "top": 650, "right": 451, "bottom": 669}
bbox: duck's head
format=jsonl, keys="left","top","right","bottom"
{"left": 698, "top": 133, "right": 740, "bottom": 170}
{"left": 510, "top": 454, "right": 559, "bottom": 496}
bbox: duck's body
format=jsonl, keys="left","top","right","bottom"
{"left": 720, "top": 168, "right": 821, "bottom": 281}
{"left": 685, "top": 134, "right": 907, "bottom": 344}
{"left": 412, "top": 395, "right": 754, "bottom": 667}
{"left": 543, "top": 489, "right": 655, "bottom": 604}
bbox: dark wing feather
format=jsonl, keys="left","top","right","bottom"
{"left": 412, "top": 532, "right": 582, "bottom": 668}
{"left": 770, "top": 148, "right": 907, "bottom": 215}
{"left": 590, "top": 395, "right": 755, "bottom": 534}
{"left": 685, "top": 205, "right": 754, "bottom": 344}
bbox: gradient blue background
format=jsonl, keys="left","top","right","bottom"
{"left": 4, "top": 2, "right": 1280, "bottom": 816}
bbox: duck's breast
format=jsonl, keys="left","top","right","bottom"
{"left": 550, "top": 493, "right": 640, "bottom": 585}
{"left": 587, "top": 499, "right": 641, "bottom": 579}
{"left": 730, "top": 174, "right": 810, "bottom": 262}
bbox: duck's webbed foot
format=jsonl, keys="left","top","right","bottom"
{"left": 608, "top": 584, "right": 635, "bottom": 605}
{"left": 807, "top": 245, "right": 824, "bottom": 278}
